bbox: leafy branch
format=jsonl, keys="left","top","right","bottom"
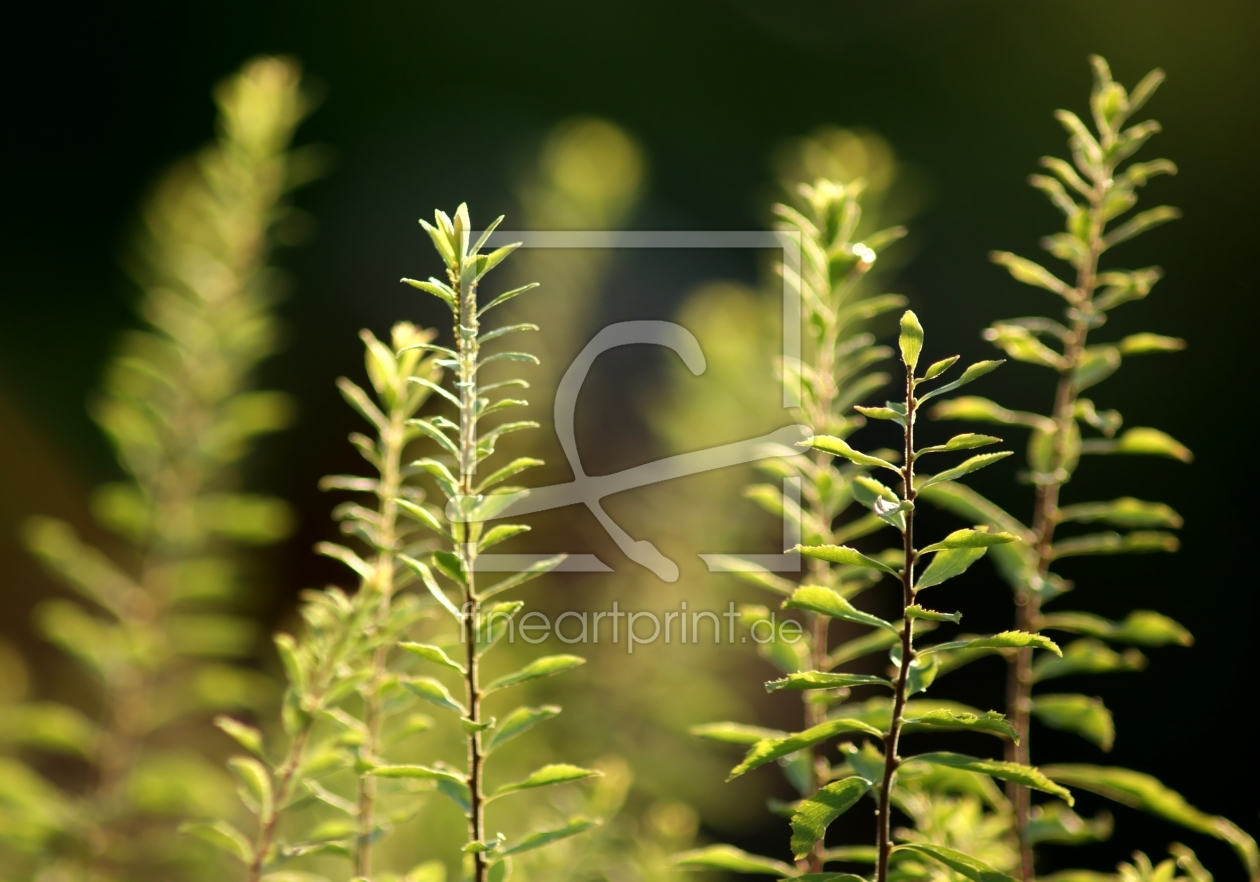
{"left": 1, "top": 56, "right": 317, "bottom": 881}
{"left": 927, "top": 56, "right": 1259, "bottom": 882}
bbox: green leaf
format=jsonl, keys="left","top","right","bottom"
{"left": 1082, "top": 427, "right": 1192, "bottom": 462}
{"left": 500, "top": 818, "right": 599, "bottom": 857}
{"left": 486, "top": 705, "right": 561, "bottom": 753}
{"left": 1103, "top": 205, "right": 1181, "bottom": 250}
{"left": 1026, "top": 802, "right": 1114, "bottom": 847}
{"left": 917, "top": 452, "right": 1013, "bottom": 491}
{"left": 396, "top": 499, "right": 449, "bottom": 538}
{"left": 910, "top": 753, "right": 1073, "bottom": 803}
{"left": 400, "top": 642, "right": 466, "bottom": 674}
{"left": 0, "top": 702, "right": 100, "bottom": 758}
{"left": 728, "top": 717, "right": 882, "bottom": 780}
{"left": 917, "top": 434, "right": 1002, "bottom": 455}
{"left": 918, "top": 361, "right": 1006, "bottom": 402}
{"left": 478, "top": 524, "right": 531, "bottom": 552}
{"left": 802, "top": 435, "right": 899, "bottom": 473}
{"left": 899, "top": 310, "right": 924, "bottom": 369}
{"left": 794, "top": 546, "right": 899, "bottom": 577}
{"left": 928, "top": 396, "right": 1053, "bottom": 431}
{"left": 480, "top": 553, "right": 567, "bottom": 600}
{"left": 766, "top": 671, "right": 893, "bottom": 692}
{"left": 674, "top": 845, "right": 795, "bottom": 875}
{"left": 922, "top": 355, "right": 960, "bottom": 381}
{"left": 228, "top": 756, "right": 273, "bottom": 817}
{"left": 1118, "top": 333, "right": 1185, "bottom": 355}
{"left": 894, "top": 843, "right": 1018, "bottom": 882}
{"left": 410, "top": 418, "right": 460, "bottom": 457}
{"left": 1057, "top": 498, "right": 1182, "bottom": 530}
{"left": 1031, "top": 694, "right": 1115, "bottom": 750}
{"left": 214, "top": 716, "right": 264, "bottom": 759}
{"left": 920, "top": 528, "right": 1018, "bottom": 554}
{"left": 922, "top": 631, "right": 1062, "bottom": 656}
{"left": 402, "top": 276, "right": 456, "bottom": 308}
{"left": 371, "top": 764, "right": 471, "bottom": 813}
{"left": 906, "top": 604, "right": 962, "bottom": 624}
{"left": 477, "top": 283, "right": 540, "bottom": 317}
{"left": 905, "top": 709, "right": 1018, "bottom": 740}
{"left": 1033, "top": 639, "right": 1146, "bottom": 682}
{"left": 402, "top": 678, "right": 466, "bottom": 714}
{"left": 1041, "top": 765, "right": 1260, "bottom": 879}
{"left": 983, "top": 324, "right": 1065, "bottom": 369}
{"left": 315, "top": 542, "right": 374, "bottom": 581}
{"left": 855, "top": 405, "right": 906, "bottom": 425}
{"left": 432, "top": 550, "right": 466, "bottom": 584}
{"left": 1039, "top": 610, "right": 1192, "bottom": 647}
{"left": 689, "top": 721, "right": 788, "bottom": 746}
{"left": 398, "top": 554, "right": 462, "bottom": 620}
{"left": 990, "top": 251, "right": 1073, "bottom": 297}
{"left": 485, "top": 655, "right": 585, "bottom": 692}
{"left": 784, "top": 585, "right": 898, "bottom": 633}
{"left": 790, "top": 777, "right": 873, "bottom": 858}
{"left": 914, "top": 547, "right": 987, "bottom": 591}
{"left": 180, "top": 819, "right": 255, "bottom": 863}
{"left": 1075, "top": 345, "right": 1121, "bottom": 390}
{"left": 1050, "top": 531, "right": 1179, "bottom": 559}
{"left": 491, "top": 764, "right": 601, "bottom": 798}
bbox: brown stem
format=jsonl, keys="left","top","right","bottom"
{"left": 247, "top": 727, "right": 312, "bottom": 882}
{"left": 877, "top": 364, "right": 918, "bottom": 882}
{"left": 1009, "top": 155, "right": 1110, "bottom": 882}
{"left": 453, "top": 266, "right": 488, "bottom": 882}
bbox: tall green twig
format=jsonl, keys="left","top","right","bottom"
{"left": 1, "top": 56, "right": 316, "bottom": 882}
{"left": 927, "top": 56, "right": 1259, "bottom": 882}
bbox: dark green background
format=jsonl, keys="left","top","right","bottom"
{"left": 2, "top": 1, "right": 1256, "bottom": 875}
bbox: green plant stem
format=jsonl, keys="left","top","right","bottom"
{"left": 453, "top": 265, "right": 489, "bottom": 882}
{"left": 1010, "top": 152, "right": 1110, "bottom": 882}
{"left": 247, "top": 728, "right": 311, "bottom": 882}
{"left": 353, "top": 404, "right": 408, "bottom": 878}
{"left": 877, "top": 364, "right": 918, "bottom": 882}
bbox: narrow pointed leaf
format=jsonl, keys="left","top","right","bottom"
{"left": 803, "top": 435, "right": 900, "bottom": 473}
{"left": 918, "top": 360, "right": 1006, "bottom": 402}
{"left": 500, "top": 818, "right": 599, "bottom": 857}
{"left": 766, "top": 671, "right": 893, "bottom": 692}
{"left": 1040, "top": 765, "right": 1259, "bottom": 878}
{"left": 1039, "top": 610, "right": 1192, "bottom": 647}
{"left": 728, "top": 717, "right": 882, "bottom": 779}
{"left": 689, "top": 721, "right": 788, "bottom": 746}
{"left": 1031, "top": 694, "right": 1115, "bottom": 750}
{"left": 920, "top": 528, "right": 1019, "bottom": 554}
{"left": 906, "top": 604, "right": 962, "bottom": 624}
{"left": 399, "top": 554, "right": 462, "bottom": 620}
{"left": 894, "top": 843, "right": 1018, "bottom": 882}
{"left": 917, "top": 452, "right": 1013, "bottom": 491}
{"left": 917, "top": 434, "right": 1002, "bottom": 455}
{"left": 402, "top": 677, "right": 466, "bottom": 714}
{"left": 486, "top": 705, "right": 561, "bottom": 753}
{"left": 914, "top": 547, "right": 987, "bottom": 590}
{"left": 922, "top": 631, "right": 1061, "bottom": 656}
{"left": 491, "top": 763, "right": 601, "bottom": 797}
{"left": 790, "top": 777, "right": 873, "bottom": 858}
{"left": 903, "top": 709, "right": 1017, "bottom": 740}
{"left": 400, "top": 642, "right": 465, "bottom": 674}
{"left": 911, "top": 753, "right": 1073, "bottom": 803}
{"left": 784, "top": 585, "right": 898, "bottom": 633}
{"left": 673, "top": 845, "right": 795, "bottom": 875}
{"left": 485, "top": 655, "right": 585, "bottom": 693}
{"left": 794, "top": 546, "right": 900, "bottom": 576}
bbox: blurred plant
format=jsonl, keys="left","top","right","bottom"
{"left": 681, "top": 310, "right": 1084, "bottom": 882}
{"left": 196, "top": 321, "right": 446, "bottom": 880}
{"left": 0, "top": 56, "right": 319, "bottom": 881}
{"left": 925, "top": 56, "right": 1259, "bottom": 882}
{"left": 387, "top": 204, "right": 599, "bottom": 882}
